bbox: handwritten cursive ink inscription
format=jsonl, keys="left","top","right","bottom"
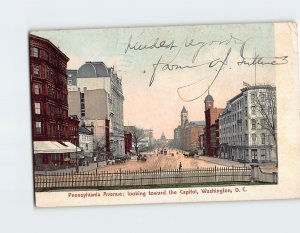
{"left": 237, "top": 42, "right": 288, "bottom": 66}
{"left": 124, "top": 34, "right": 289, "bottom": 101}
{"left": 149, "top": 56, "right": 210, "bottom": 87}
{"left": 149, "top": 48, "right": 231, "bottom": 87}
{"left": 177, "top": 48, "right": 232, "bottom": 102}
{"left": 124, "top": 35, "right": 177, "bottom": 54}
{"left": 185, "top": 34, "right": 244, "bottom": 63}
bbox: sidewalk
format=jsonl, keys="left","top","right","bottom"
{"left": 197, "top": 156, "right": 250, "bottom": 167}
{"left": 35, "top": 161, "right": 107, "bottom": 174}
{"left": 197, "top": 156, "right": 278, "bottom": 173}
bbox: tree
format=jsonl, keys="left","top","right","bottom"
{"left": 93, "top": 137, "right": 105, "bottom": 166}
{"left": 130, "top": 126, "right": 144, "bottom": 155}
{"left": 251, "top": 86, "right": 277, "bottom": 165}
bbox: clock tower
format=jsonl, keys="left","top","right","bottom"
{"left": 204, "top": 89, "right": 214, "bottom": 111}
{"left": 181, "top": 106, "right": 189, "bottom": 128}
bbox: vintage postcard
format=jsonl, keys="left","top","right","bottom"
{"left": 29, "top": 22, "right": 300, "bottom": 207}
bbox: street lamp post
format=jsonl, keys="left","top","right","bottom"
{"left": 232, "top": 139, "right": 235, "bottom": 161}
{"left": 75, "top": 136, "right": 79, "bottom": 173}
{"left": 75, "top": 143, "right": 79, "bottom": 173}
{"left": 243, "top": 137, "right": 246, "bottom": 167}
{"left": 71, "top": 135, "right": 79, "bottom": 173}
{"left": 97, "top": 146, "right": 100, "bottom": 168}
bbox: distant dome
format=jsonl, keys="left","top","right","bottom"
{"left": 77, "top": 62, "right": 110, "bottom": 78}
{"left": 160, "top": 133, "right": 166, "bottom": 140}
{"left": 204, "top": 94, "right": 214, "bottom": 102}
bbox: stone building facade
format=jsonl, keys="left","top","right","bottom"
{"left": 173, "top": 126, "right": 181, "bottom": 148}
{"left": 67, "top": 62, "right": 125, "bottom": 158}
{"left": 79, "top": 126, "right": 94, "bottom": 158}
{"left": 219, "top": 84, "right": 277, "bottom": 163}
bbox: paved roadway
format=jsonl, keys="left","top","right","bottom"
{"left": 35, "top": 149, "right": 277, "bottom": 174}
{"left": 95, "top": 149, "right": 244, "bottom": 173}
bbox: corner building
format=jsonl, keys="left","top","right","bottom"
{"left": 29, "top": 35, "right": 80, "bottom": 170}
{"left": 219, "top": 84, "right": 277, "bottom": 163}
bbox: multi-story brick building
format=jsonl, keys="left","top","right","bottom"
{"left": 179, "top": 107, "right": 205, "bottom": 152}
{"left": 124, "top": 131, "right": 132, "bottom": 155}
{"left": 29, "top": 34, "right": 80, "bottom": 170}
{"left": 219, "top": 84, "right": 277, "bottom": 163}
{"left": 203, "top": 92, "right": 224, "bottom": 157}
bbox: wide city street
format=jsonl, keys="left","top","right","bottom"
{"left": 35, "top": 148, "right": 278, "bottom": 175}
{"left": 95, "top": 149, "right": 249, "bottom": 173}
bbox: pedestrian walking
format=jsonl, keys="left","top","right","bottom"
{"left": 179, "top": 162, "right": 182, "bottom": 171}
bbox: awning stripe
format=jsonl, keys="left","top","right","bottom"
{"left": 33, "top": 141, "right": 82, "bottom": 154}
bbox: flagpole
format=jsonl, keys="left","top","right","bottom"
{"left": 255, "top": 47, "right": 257, "bottom": 86}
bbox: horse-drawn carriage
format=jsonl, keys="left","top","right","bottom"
{"left": 183, "top": 151, "right": 195, "bottom": 158}
{"left": 137, "top": 154, "right": 147, "bottom": 162}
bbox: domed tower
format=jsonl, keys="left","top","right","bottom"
{"left": 204, "top": 89, "right": 214, "bottom": 110}
{"left": 77, "top": 61, "right": 110, "bottom": 78}
{"left": 181, "top": 106, "right": 189, "bottom": 128}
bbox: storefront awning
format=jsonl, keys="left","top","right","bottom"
{"left": 63, "top": 142, "right": 81, "bottom": 152}
{"left": 33, "top": 141, "right": 81, "bottom": 154}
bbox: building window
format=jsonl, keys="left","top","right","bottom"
{"left": 251, "top": 119, "right": 256, "bottom": 130}
{"left": 251, "top": 106, "right": 256, "bottom": 115}
{"left": 261, "top": 133, "right": 266, "bottom": 144}
{"left": 34, "top": 84, "right": 41, "bottom": 94}
{"left": 261, "top": 149, "right": 266, "bottom": 161}
{"left": 244, "top": 149, "right": 249, "bottom": 160}
{"left": 33, "top": 66, "right": 40, "bottom": 76}
{"left": 46, "top": 69, "right": 50, "bottom": 80}
{"left": 80, "top": 92, "right": 85, "bottom": 117}
{"left": 34, "top": 102, "right": 41, "bottom": 114}
{"left": 251, "top": 93, "right": 256, "bottom": 103}
{"left": 52, "top": 154, "right": 60, "bottom": 161}
{"left": 260, "top": 119, "right": 266, "bottom": 129}
{"left": 48, "top": 105, "right": 53, "bottom": 116}
{"left": 35, "top": 122, "right": 42, "bottom": 134}
{"left": 33, "top": 47, "right": 39, "bottom": 57}
{"left": 44, "top": 51, "right": 49, "bottom": 61}
{"left": 252, "top": 134, "right": 257, "bottom": 144}
{"left": 260, "top": 93, "right": 266, "bottom": 102}
{"left": 251, "top": 149, "right": 258, "bottom": 162}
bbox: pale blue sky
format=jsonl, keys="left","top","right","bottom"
{"left": 32, "top": 23, "right": 277, "bottom": 139}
